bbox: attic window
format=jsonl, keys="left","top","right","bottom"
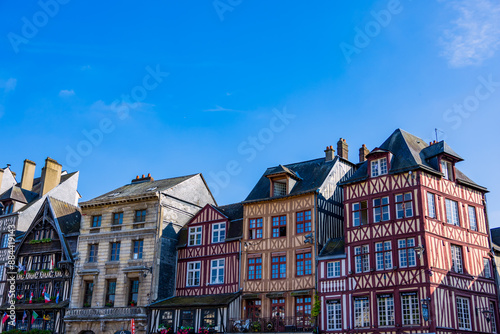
{"left": 441, "top": 160, "right": 454, "bottom": 181}
{"left": 273, "top": 181, "right": 287, "bottom": 197}
{"left": 371, "top": 158, "right": 388, "bottom": 177}
{"left": 146, "top": 187, "right": 158, "bottom": 192}
{"left": 108, "top": 192, "right": 121, "bottom": 198}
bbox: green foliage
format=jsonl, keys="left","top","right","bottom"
{"left": 311, "top": 294, "right": 321, "bottom": 318}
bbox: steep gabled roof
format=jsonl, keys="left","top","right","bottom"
{"left": 81, "top": 174, "right": 198, "bottom": 205}
{"left": 245, "top": 156, "right": 353, "bottom": 203}
{"left": 319, "top": 237, "right": 345, "bottom": 258}
{"left": 0, "top": 186, "right": 38, "bottom": 204}
{"left": 341, "top": 129, "right": 485, "bottom": 191}
{"left": 264, "top": 164, "right": 302, "bottom": 180}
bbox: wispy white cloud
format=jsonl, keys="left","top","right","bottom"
{"left": 440, "top": 0, "right": 500, "bottom": 67}
{"left": 59, "top": 89, "right": 75, "bottom": 97}
{"left": 203, "top": 105, "right": 242, "bottom": 112}
{"left": 0, "top": 78, "right": 17, "bottom": 93}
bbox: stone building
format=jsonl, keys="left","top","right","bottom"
{"left": 64, "top": 173, "right": 215, "bottom": 334}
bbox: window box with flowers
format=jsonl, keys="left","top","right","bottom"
{"left": 177, "top": 327, "right": 194, "bottom": 334}
{"left": 157, "top": 325, "right": 174, "bottom": 334}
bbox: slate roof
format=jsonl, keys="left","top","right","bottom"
{"left": 149, "top": 292, "right": 240, "bottom": 309}
{"left": 81, "top": 174, "right": 198, "bottom": 206}
{"left": 0, "top": 186, "right": 38, "bottom": 204}
{"left": 265, "top": 164, "right": 302, "bottom": 180}
{"left": 49, "top": 197, "right": 81, "bottom": 235}
{"left": 245, "top": 156, "right": 352, "bottom": 203}
{"left": 319, "top": 237, "right": 345, "bottom": 258}
{"left": 341, "top": 129, "right": 486, "bottom": 191}
{"left": 491, "top": 227, "right": 500, "bottom": 247}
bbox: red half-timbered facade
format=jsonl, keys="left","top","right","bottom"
{"left": 149, "top": 203, "right": 242, "bottom": 333}
{"left": 319, "top": 129, "right": 498, "bottom": 334}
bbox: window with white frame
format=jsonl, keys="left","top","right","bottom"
{"left": 376, "top": 241, "right": 392, "bottom": 270}
{"left": 468, "top": 206, "right": 477, "bottom": 231}
{"left": 401, "top": 293, "right": 420, "bottom": 325}
{"left": 445, "top": 199, "right": 460, "bottom": 226}
{"left": 354, "top": 297, "right": 370, "bottom": 328}
{"left": 451, "top": 244, "right": 463, "bottom": 274}
{"left": 371, "top": 158, "right": 388, "bottom": 177}
{"left": 427, "top": 192, "right": 436, "bottom": 218}
{"left": 353, "top": 201, "right": 368, "bottom": 226}
{"left": 327, "top": 261, "right": 341, "bottom": 278}
{"left": 456, "top": 296, "right": 471, "bottom": 330}
{"left": 212, "top": 223, "right": 226, "bottom": 243}
{"left": 355, "top": 245, "right": 370, "bottom": 273}
{"left": 396, "top": 193, "right": 413, "bottom": 219}
{"left": 441, "top": 160, "right": 454, "bottom": 181}
{"left": 483, "top": 258, "right": 492, "bottom": 278}
{"left": 373, "top": 197, "right": 390, "bottom": 222}
{"left": 377, "top": 294, "right": 395, "bottom": 326}
{"left": 210, "top": 259, "right": 224, "bottom": 284}
{"left": 188, "top": 226, "right": 202, "bottom": 246}
{"left": 326, "top": 300, "right": 342, "bottom": 330}
{"left": 398, "top": 238, "right": 416, "bottom": 268}
{"left": 187, "top": 262, "right": 201, "bottom": 286}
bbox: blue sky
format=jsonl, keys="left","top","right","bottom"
{"left": 1, "top": 0, "right": 500, "bottom": 226}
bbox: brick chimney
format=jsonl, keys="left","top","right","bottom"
{"left": 40, "top": 158, "right": 62, "bottom": 196}
{"left": 324, "top": 146, "right": 335, "bottom": 162}
{"left": 21, "top": 159, "right": 36, "bottom": 191}
{"left": 359, "top": 144, "right": 370, "bottom": 163}
{"left": 131, "top": 173, "right": 154, "bottom": 184}
{"left": 337, "top": 138, "right": 348, "bottom": 160}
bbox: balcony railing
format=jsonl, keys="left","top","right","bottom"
{"left": 320, "top": 279, "right": 346, "bottom": 293}
{"left": 65, "top": 307, "right": 147, "bottom": 320}
{"left": 229, "top": 317, "right": 314, "bottom": 333}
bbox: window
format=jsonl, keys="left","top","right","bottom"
{"left": 296, "top": 210, "right": 312, "bottom": 234}
{"left": 456, "top": 297, "right": 471, "bottom": 330}
{"left": 401, "top": 293, "right": 420, "bottom": 325}
{"left": 248, "top": 256, "right": 262, "bottom": 280}
{"left": 180, "top": 310, "right": 195, "bottom": 328}
{"left": 246, "top": 300, "right": 262, "bottom": 320}
{"left": 353, "top": 201, "right": 368, "bottom": 226}
{"left": 376, "top": 241, "right": 392, "bottom": 270}
{"left": 327, "top": 261, "right": 341, "bottom": 278}
{"left": 110, "top": 242, "right": 120, "bottom": 261}
{"left": 441, "top": 160, "right": 454, "bottom": 181}
{"left": 378, "top": 294, "right": 395, "bottom": 326}
{"left": 161, "top": 311, "right": 174, "bottom": 329}
{"left": 371, "top": 158, "right": 388, "bottom": 177}
{"left": 272, "top": 215, "right": 287, "bottom": 238}
{"left": 483, "top": 258, "right": 492, "bottom": 278}
{"left": 398, "top": 238, "right": 416, "bottom": 268}
{"left": 451, "top": 244, "right": 463, "bottom": 274}
{"left": 129, "top": 279, "right": 139, "bottom": 306}
{"left": 396, "top": 193, "right": 413, "bottom": 219}
{"left": 249, "top": 218, "right": 263, "bottom": 239}
{"left": 427, "top": 193, "right": 436, "bottom": 218}
{"left": 326, "top": 300, "right": 342, "bottom": 330}
{"left": 212, "top": 222, "right": 226, "bottom": 243}
{"left": 296, "top": 296, "right": 312, "bottom": 327}
{"left": 132, "top": 240, "right": 143, "bottom": 260}
{"left": 187, "top": 262, "right": 201, "bottom": 286}
{"left": 188, "top": 226, "right": 202, "bottom": 246}
{"left": 373, "top": 197, "right": 390, "bottom": 222}
{"left": 201, "top": 309, "right": 217, "bottom": 328}
{"left": 491, "top": 302, "right": 497, "bottom": 334}
{"left": 355, "top": 245, "right": 370, "bottom": 273}
{"left": 354, "top": 297, "right": 370, "bottom": 328}
{"left": 210, "top": 259, "right": 225, "bottom": 284}
{"left": 273, "top": 181, "right": 287, "bottom": 197}
{"left": 83, "top": 281, "right": 93, "bottom": 307}
{"left": 135, "top": 209, "right": 146, "bottom": 222}
{"left": 91, "top": 215, "right": 101, "bottom": 228}
{"left": 1, "top": 234, "right": 9, "bottom": 248}
{"left": 468, "top": 206, "right": 477, "bottom": 231}
{"left": 296, "top": 251, "right": 312, "bottom": 276}
{"left": 105, "top": 280, "right": 116, "bottom": 307}
{"left": 271, "top": 298, "right": 286, "bottom": 317}
{"left": 88, "top": 244, "right": 98, "bottom": 263}
{"left": 272, "top": 255, "right": 286, "bottom": 279}
{"left": 111, "top": 212, "right": 123, "bottom": 231}
{"left": 445, "top": 199, "right": 460, "bottom": 226}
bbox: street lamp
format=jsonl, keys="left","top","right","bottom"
{"left": 476, "top": 307, "right": 494, "bottom": 323}
{"left": 414, "top": 245, "right": 425, "bottom": 259}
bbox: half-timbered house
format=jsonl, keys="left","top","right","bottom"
{"left": 148, "top": 203, "right": 243, "bottom": 333}
{"left": 319, "top": 129, "right": 497, "bottom": 334}
{"left": 239, "top": 140, "right": 355, "bottom": 332}
{"left": 1, "top": 197, "right": 81, "bottom": 333}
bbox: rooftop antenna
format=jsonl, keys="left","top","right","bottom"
{"left": 435, "top": 128, "right": 445, "bottom": 142}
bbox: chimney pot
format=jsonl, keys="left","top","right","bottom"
{"left": 324, "top": 145, "right": 335, "bottom": 162}
{"left": 148, "top": 173, "right": 151, "bottom": 177}
{"left": 142, "top": 174, "right": 145, "bottom": 178}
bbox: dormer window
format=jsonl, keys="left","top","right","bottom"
{"left": 273, "top": 181, "right": 287, "bottom": 197}
{"left": 371, "top": 158, "right": 388, "bottom": 177}
{"left": 441, "top": 160, "right": 454, "bottom": 181}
